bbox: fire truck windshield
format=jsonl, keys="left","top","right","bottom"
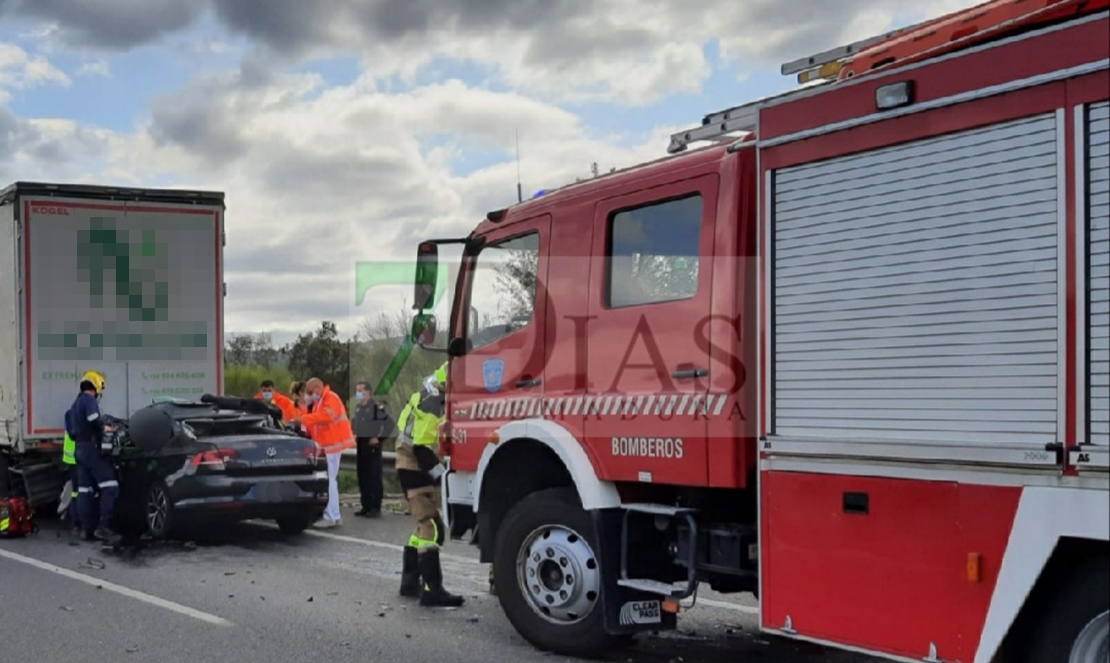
{"left": 462, "top": 232, "right": 539, "bottom": 350}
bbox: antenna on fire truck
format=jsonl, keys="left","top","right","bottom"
{"left": 515, "top": 128, "right": 523, "bottom": 203}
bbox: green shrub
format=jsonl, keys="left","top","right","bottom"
{"left": 337, "top": 469, "right": 359, "bottom": 494}
{"left": 224, "top": 364, "right": 296, "bottom": 399}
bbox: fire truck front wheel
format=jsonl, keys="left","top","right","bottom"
{"left": 494, "top": 487, "right": 627, "bottom": 658}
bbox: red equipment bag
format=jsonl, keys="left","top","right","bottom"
{"left": 0, "top": 496, "right": 36, "bottom": 538}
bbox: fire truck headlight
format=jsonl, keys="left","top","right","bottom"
{"left": 876, "top": 80, "right": 914, "bottom": 110}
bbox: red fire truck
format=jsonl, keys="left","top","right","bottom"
{"left": 409, "top": 1, "right": 1109, "bottom": 661}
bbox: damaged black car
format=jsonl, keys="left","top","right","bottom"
{"left": 103, "top": 394, "right": 328, "bottom": 540}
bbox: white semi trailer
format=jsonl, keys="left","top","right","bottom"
{"left": 0, "top": 181, "right": 226, "bottom": 506}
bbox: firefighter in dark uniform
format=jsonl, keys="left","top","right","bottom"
{"left": 68, "top": 370, "right": 120, "bottom": 544}
{"left": 395, "top": 362, "right": 465, "bottom": 607}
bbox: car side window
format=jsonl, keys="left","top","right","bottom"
{"left": 606, "top": 194, "right": 703, "bottom": 308}
{"left": 467, "top": 231, "right": 540, "bottom": 349}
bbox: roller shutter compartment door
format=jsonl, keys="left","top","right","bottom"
{"left": 773, "top": 113, "right": 1060, "bottom": 446}
{"left": 1089, "top": 101, "right": 1109, "bottom": 447}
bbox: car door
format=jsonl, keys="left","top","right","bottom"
{"left": 448, "top": 214, "right": 551, "bottom": 470}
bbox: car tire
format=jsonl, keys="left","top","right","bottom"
{"left": 493, "top": 487, "right": 626, "bottom": 659}
{"left": 276, "top": 513, "right": 314, "bottom": 536}
{"left": 145, "top": 481, "right": 176, "bottom": 539}
{"left": 1025, "top": 555, "right": 1109, "bottom": 663}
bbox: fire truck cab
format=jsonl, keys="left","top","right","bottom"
{"left": 411, "top": 1, "right": 1109, "bottom": 661}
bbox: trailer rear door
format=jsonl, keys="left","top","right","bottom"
{"left": 20, "top": 196, "right": 223, "bottom": 437}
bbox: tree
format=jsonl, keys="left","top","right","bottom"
{"left": 283, "top": 321, "right": 352, "bottom": 402}
{"left": 224, "top": 364, "right": 295, "bottom": 399}
{"left": 224, "top": 331, "right": 281, "bottom": 368}
{"left": 225, "top": 333, "right": 255, "bottom": 366}
{"left": 631, "top": 254, "right": 699, "bottom": 302}
{"left": 346, "top": 308, "right": 445, "bottom": 450}
{"left": 490, "top": 236, "right": 539, "bottom": 321}
{"left": 252, "top": 332, "right": 279, "bottom": 369}
{"left": 223, "top": 332, "right": 294, "bottom": 398}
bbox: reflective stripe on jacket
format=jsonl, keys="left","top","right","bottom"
{"left": 396, "top": 384, "right": 444, "bottom": 448}
{"left": 299, "top": 385, "right": 355, "bottom": 455}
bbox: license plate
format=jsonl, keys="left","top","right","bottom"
{"left": 619, "top": 600, "right": 662, "bottom": 625}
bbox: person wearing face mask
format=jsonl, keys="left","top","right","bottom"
{"left": 289, "top": 381, "right": 312, "bottom": 438}
{"left": 351, "top": 381, "right": 395, "bottom": 518}
{"left": 254, "top": 379, "right": 297, "bottom": 423}
{"left": 287, "top": 377, "right": 355, "bottom": 528}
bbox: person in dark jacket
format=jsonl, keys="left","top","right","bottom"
{"left": 68, "top": 370, "right": 120, "bottom": 544}
{"left": 351, "top": 380, "right": 395, "bottom": 518}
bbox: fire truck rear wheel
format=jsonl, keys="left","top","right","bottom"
{"left": 494, "top": 487, "right": 628, "bottom": 658}
{"left": 1025, "top": 555, "right": 1109, "bottom": 663}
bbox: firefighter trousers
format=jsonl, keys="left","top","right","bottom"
{"left": 404, "top": 482, "right": 445, "bottom": 552}
{"left": 75, "top": 444, "right": 118, "bottom": 532}
{"left": 66, "top": 464, "right": 80, "bottom": 529}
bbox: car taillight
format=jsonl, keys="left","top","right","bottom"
{"left": 301, "top": 443, "right": 323, "bottom": 460}
{"left": 189, "top": 447, "right": 241, "bottom": 470}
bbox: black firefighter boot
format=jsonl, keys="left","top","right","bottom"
{"left": 399, "top": 546, "right": 421, "bottom": 598}
{"left": 418, "top": 549, "right": 465, "bottom": 607}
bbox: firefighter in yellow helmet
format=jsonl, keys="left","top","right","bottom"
{"left": 394, "top": 361, "right": 464, "bottom": 607}
{"left": 66, "top": 370, "right": 120, "bottom": 543}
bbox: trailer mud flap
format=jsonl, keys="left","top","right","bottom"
{"left": 593, "top": 509, "right": 678, "bottom": 635}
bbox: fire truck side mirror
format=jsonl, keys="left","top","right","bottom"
{"left": 411, "top": 313, "right": 438, "bottom": 347}
{"left": 414, "top": 242, "right": 439, "bottom": 311}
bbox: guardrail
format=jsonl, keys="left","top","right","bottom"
{"left": 339, "top": 448, "right": 396, "bottom": 472}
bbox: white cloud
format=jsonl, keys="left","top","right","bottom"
{"left": 2, "top": 0, "right": 987, "bottom": 106}
{"left": 53, "top": 65, "right": 672, "bottom": 338}
{"left": 0, "top": 42, "right": 70, "bottom": 101}
{"left": 0, "top": 0, "right": 991, "bottom": 339}
{"left": 75, "top": 59, "right": 110, "bottom": 78}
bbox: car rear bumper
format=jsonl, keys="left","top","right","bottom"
{"left": 170, "top": 471, "right": 329, "bottom": 518}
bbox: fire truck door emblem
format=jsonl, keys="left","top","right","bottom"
{"left": 482, "top": 358, "right": 505, "bottom": 393}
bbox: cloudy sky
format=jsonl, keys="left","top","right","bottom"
{"left": 0, "top": 0, "right": 978, "bottom": 347}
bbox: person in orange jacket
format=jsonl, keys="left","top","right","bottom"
{"left": 288, "top": 377, "right": 356, "bottom": 528}
{"left": 289, "top": 381, "right": 311, "bottom": 438}
{"left": 254, "top": 379, "right": 297, "bottom": 423}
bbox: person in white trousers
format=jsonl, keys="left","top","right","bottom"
{"left": 288, "top": 377, "right": 356, "bottom": 528}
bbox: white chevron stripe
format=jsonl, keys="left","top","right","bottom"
{"left": 462, "top": 393, "right": 738, "bottom": 421}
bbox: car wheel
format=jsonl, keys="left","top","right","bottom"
{"left": 1026, "top": 556, "right": 1109, "bottom": 663}
{"left": 145, "top": 481, "right": 175, "bottom": 539}
{"left": 493, "top": 487, "right": 626, "bottom": 659}
{"left": 276, "top": 513, "right": 314, "bottom": 535}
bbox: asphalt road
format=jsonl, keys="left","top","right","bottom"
{"left": 1, "top": 500, "right": 883, "bottom": 663}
